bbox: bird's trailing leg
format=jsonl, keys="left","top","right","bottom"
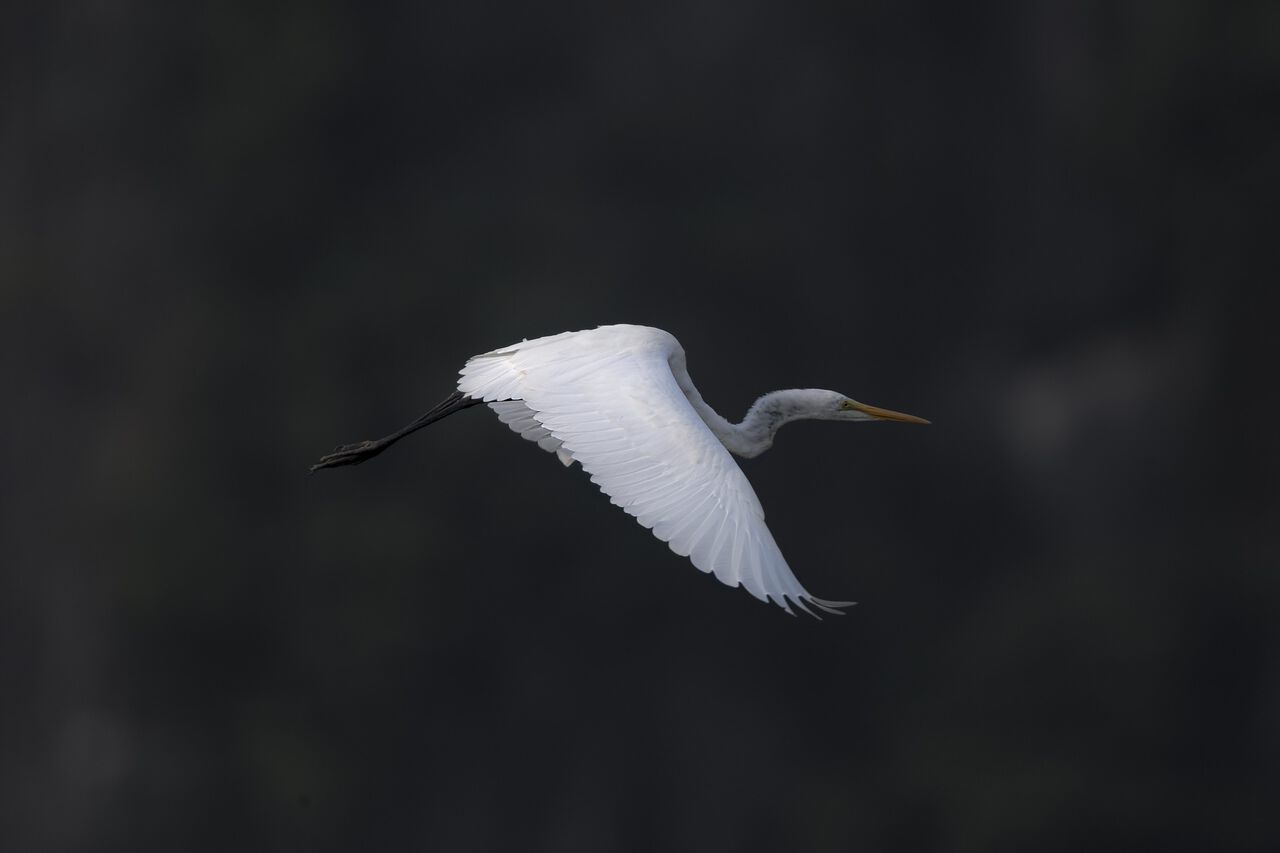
{"left": 310, "top": 391, "right": 483, "bottom": 472}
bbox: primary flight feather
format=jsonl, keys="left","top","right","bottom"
{"left": 312, "top": 324, "right": 928, "bottom": 617}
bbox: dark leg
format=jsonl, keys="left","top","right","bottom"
{"left": 310, "top": 391, "right": 484, "bottom": 472}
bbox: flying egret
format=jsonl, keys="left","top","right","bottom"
{"left": 312, "top": 324, "right": 928, "bottom": 616}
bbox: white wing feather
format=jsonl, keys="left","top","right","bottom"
{"left": 488, "top": 400, "right": 573, "bottom": 464}
{"left": 458, "top": 325, "right": 846, "bottom": 616}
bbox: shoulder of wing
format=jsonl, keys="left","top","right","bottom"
{"left": 459, "top": 326, "right": 682, "bottom": 401}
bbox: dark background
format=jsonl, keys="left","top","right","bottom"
{"left": 3, "top": 1, "right": 1277, "bottom": 850}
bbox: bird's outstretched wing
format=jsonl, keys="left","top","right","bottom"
{"left": 458, "top": 327, "right": 849, "bottom": 616}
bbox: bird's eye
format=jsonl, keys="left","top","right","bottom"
{"left": 840, "top": 400, "right": 857, "bottom": 410}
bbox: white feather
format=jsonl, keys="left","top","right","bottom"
{"left": 458, "top": 324, "right": 849, "bottom": 616}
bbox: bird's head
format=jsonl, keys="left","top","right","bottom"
{"left": 807, "top": 390, "right": 930, "bottom": 424}
{"left": 737, "top": 389, "right": 930, "bottom": 455}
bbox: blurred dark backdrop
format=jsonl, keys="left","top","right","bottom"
{"left": 3, "top": 1, "right": 1277, "bottom": 851}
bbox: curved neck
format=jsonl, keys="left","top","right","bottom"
{"left": 684, "top": 388, "right": 814, "bottom": 459}
{"left": 668, "top": 353, "right": 820, "bottom": 458}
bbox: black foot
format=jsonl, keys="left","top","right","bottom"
{"left": 309, "top": 392, "right": 482, "bottom": 474}
{"left": 310, "top": 439, "right": 389, "bottom": 472}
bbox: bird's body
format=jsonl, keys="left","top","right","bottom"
{"left": 314, "top": 324, "right": 928, "bottom": 617}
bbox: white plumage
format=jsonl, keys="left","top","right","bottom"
{"left": 314, "top": 324, "right": 928, "bottom": 617}
{"left": 459, "top": 325, "right": 919, "bottom": 616}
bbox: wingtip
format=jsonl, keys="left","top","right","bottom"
{"left": 808, "top": 598, "right": 856, "bottom": 617}
{"left": 765, "top": 594, "right": 856, "bottom": 620}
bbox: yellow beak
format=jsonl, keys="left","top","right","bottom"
{"left": 851, "top": 402, "right": 931, "bottom": 424}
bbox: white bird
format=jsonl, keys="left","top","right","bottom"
{"left": 312, "top": 324, "right": 928, "bottom": 617}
